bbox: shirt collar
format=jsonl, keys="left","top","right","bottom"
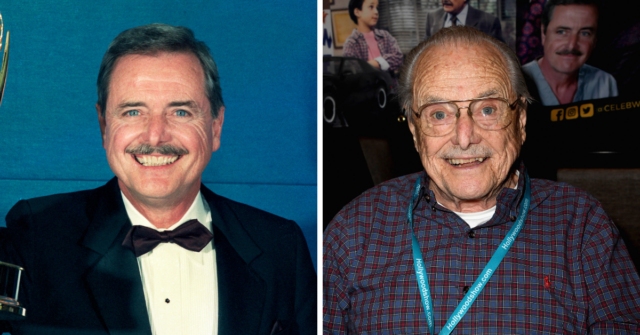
{"left": 121, "top": 191, "right": 212, "bottom": 233}
{"left": 418, "top": 160, "right": 527, "bottom": 228}
{"left": 448, "top": 3, "right": 469, "bottom": 25}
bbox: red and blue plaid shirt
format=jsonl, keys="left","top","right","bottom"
{"left": 324, "top": 166, "right": 640, "bottom": 334}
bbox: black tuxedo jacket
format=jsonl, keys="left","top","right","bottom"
{"left": 424, "top": 6, "right": 504, "bottom": 42}
{"left": 0, "top": 178, "right": 316, "bottom": 334}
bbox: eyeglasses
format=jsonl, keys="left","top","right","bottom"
{"left": 411, "top": 97, "right": 521, "bottom": 137}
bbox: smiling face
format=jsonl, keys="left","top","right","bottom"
{"left": 541, "top": 4, "right": 598, "bottom": 76}
{"left": 442, "top": 0, "right": 466, "bottom": 14}
{"left": 98, "top": 52, "right": 224, "bottom": 210}
{"left": 408, "top": 43, "right": 526, "bottom": 212}
{"left": 355, "top": 0, "right": 379, "bottom": 29}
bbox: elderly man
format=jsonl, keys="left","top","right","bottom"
{"left": 0, "top": 24, "right": 315, "bottom": 334}
{"left": 522, "top": 0, "right": 617, "bottom": 106}
{"left": 424, "top": 0, "right": 503, "bottom": 42}
{"left": 324, "top": 26, "right": 640, "bottom": 334}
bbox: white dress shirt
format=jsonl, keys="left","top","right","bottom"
{"left": 122, "top": 191, "right": 218, "bottom": 335}
{"left": 444, "top": 4, "right": 469, "bottom": 27}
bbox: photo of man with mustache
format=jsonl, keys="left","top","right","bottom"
{"left": 423, "top": 0, "right": 504, "bottom": 42}
{"left": 521, "top": 0, "right": 618, "bottom": 106}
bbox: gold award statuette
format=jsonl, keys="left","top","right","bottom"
{"left": 0, "top": 262, "right": 26, "bottom": 320}
{"left": 0, "top": 12, "right": 25, "bottom": 321}
{"left": 0, "top": 11, "right": 8, "bottom": 107}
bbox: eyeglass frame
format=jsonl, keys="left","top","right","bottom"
{"left": 409, "top": 96, "right": 523, "bottom": 137}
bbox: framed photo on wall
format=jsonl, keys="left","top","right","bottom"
{"left": 331, "top": 9, "right": 356, "bottom": 48}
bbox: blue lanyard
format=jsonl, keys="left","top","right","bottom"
{"left": 409, "top": 173, "right": 531, "bottom": 335}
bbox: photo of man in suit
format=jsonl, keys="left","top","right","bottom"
{"left": 424, "top": 0, "right": 503, "bottom": 42}
{"left": 0, "top": 23, "right": 316, "bottom": 335}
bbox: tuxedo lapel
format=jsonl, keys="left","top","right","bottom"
{"left": 80, "top": 179, "right": 152, "bottom": 335}
{"left": 201, "top": 185, "right": 267, "bottom": 335}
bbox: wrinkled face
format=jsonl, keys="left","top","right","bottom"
{"left": 98, "top": 52, "right": 224, "bottom": 207}
{"left": 542, "top": 4, "right": 598, "bottom": 75}
{"left": 408, "top": 43, "right": 526, "bottom": 208}
{"left": 442, "top": 0, "right": 466, "bottom": 14}
{"left": 355, "top": 0, "right": 379, "bottom": 27}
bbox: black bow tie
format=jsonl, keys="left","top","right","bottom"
{"left": 122, "top": 219, "right": 213, "bottom": 257}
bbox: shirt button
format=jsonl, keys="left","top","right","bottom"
{"left": 510, "top": 215, "right": 517, "bottom": 221}
{"left": 463, "top": 286, "right": 470, "bottom": 294}
{"left": 431, "top": 206, "right": 436, "bottom": 211}
{"left": 468, "top": 230, "right": 475, "bottom": 238}
{"left": 165, "top": 298, "right": 170, "bottom": 303}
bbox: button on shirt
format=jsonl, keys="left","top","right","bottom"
{"left": 122, "top": 192, "right": 218, "bottom": 335}
{"left": 323, "top": 165, "right": 640, "bottom": 334}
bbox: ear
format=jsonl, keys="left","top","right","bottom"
{"left": 518, "top": 98, "right": 527, "bottom": 145}
{"left": 406, "top": 112, "right": 421, "bottom": 152}
{"left": 354, "top": 7, "right": 362, "bottom": 19}
{"left": 96, "top": 103, "right": 107, "bottom": 149}
{"left": 540, "top": 27, "right": 546, "bottom": 45}
{"left": 211, "top": 106, "right": 225, "bottom": 152}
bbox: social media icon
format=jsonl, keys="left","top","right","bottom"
{"left": 580, "top": 103, "right": 594, "bottom": 117}
{"left": 566, "top": 106, "right": 579, "bottom": 120}
{"left": 551, "top": 108, "right": 564, "bottom": 121}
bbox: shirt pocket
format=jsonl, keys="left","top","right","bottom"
{"left": 349, "top": 275, "right": 425, "bottom": 334}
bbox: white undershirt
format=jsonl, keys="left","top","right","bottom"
{"left": 121, "top": 191, "right": 218, "bottom": 335}
{"left": 452, "top": 207, "right": 496, "bottom": 229}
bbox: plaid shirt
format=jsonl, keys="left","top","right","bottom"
{"left": 324, "top": 166, "right": 640, "bottom": 334}
{"left": 343, "top": 29, "right": 403, "bottom": 72}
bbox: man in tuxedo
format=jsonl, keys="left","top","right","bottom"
{"left": 424, "top": 0, "right": 503, "bottom": 42}
{"left": 0, "top": 24, "right": 316, "bottom": 335}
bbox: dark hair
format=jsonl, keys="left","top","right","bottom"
{"left": 97, "top": 23, "right": 224, "bottom": 118}
{"left": 348, "top": 0, "right": 366, "bottom": 24}
{"left": 398, "top": 26, "right": 531, "bottom": 118}
{"left": 542, "top": 0, "right": 599, "bottom": 33}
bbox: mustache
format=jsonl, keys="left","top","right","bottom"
{"left": 440, "top": 146, "right": 493, "bottom": 159}
{"left": 442, "top": 0, "right": 453, "bottom": 5}
{"left": 556, "top": 49, "right": 583, "bottom": 56}
{"left": 125, "top": 144, "right": 189, "bottom": 156}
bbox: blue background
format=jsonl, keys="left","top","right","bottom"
{"left": 0, "top": 0, "right": 317, "bottom": 268}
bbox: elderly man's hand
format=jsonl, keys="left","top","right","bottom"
{"left": 367, "top": 59, "right": 380, "bottom": 69}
